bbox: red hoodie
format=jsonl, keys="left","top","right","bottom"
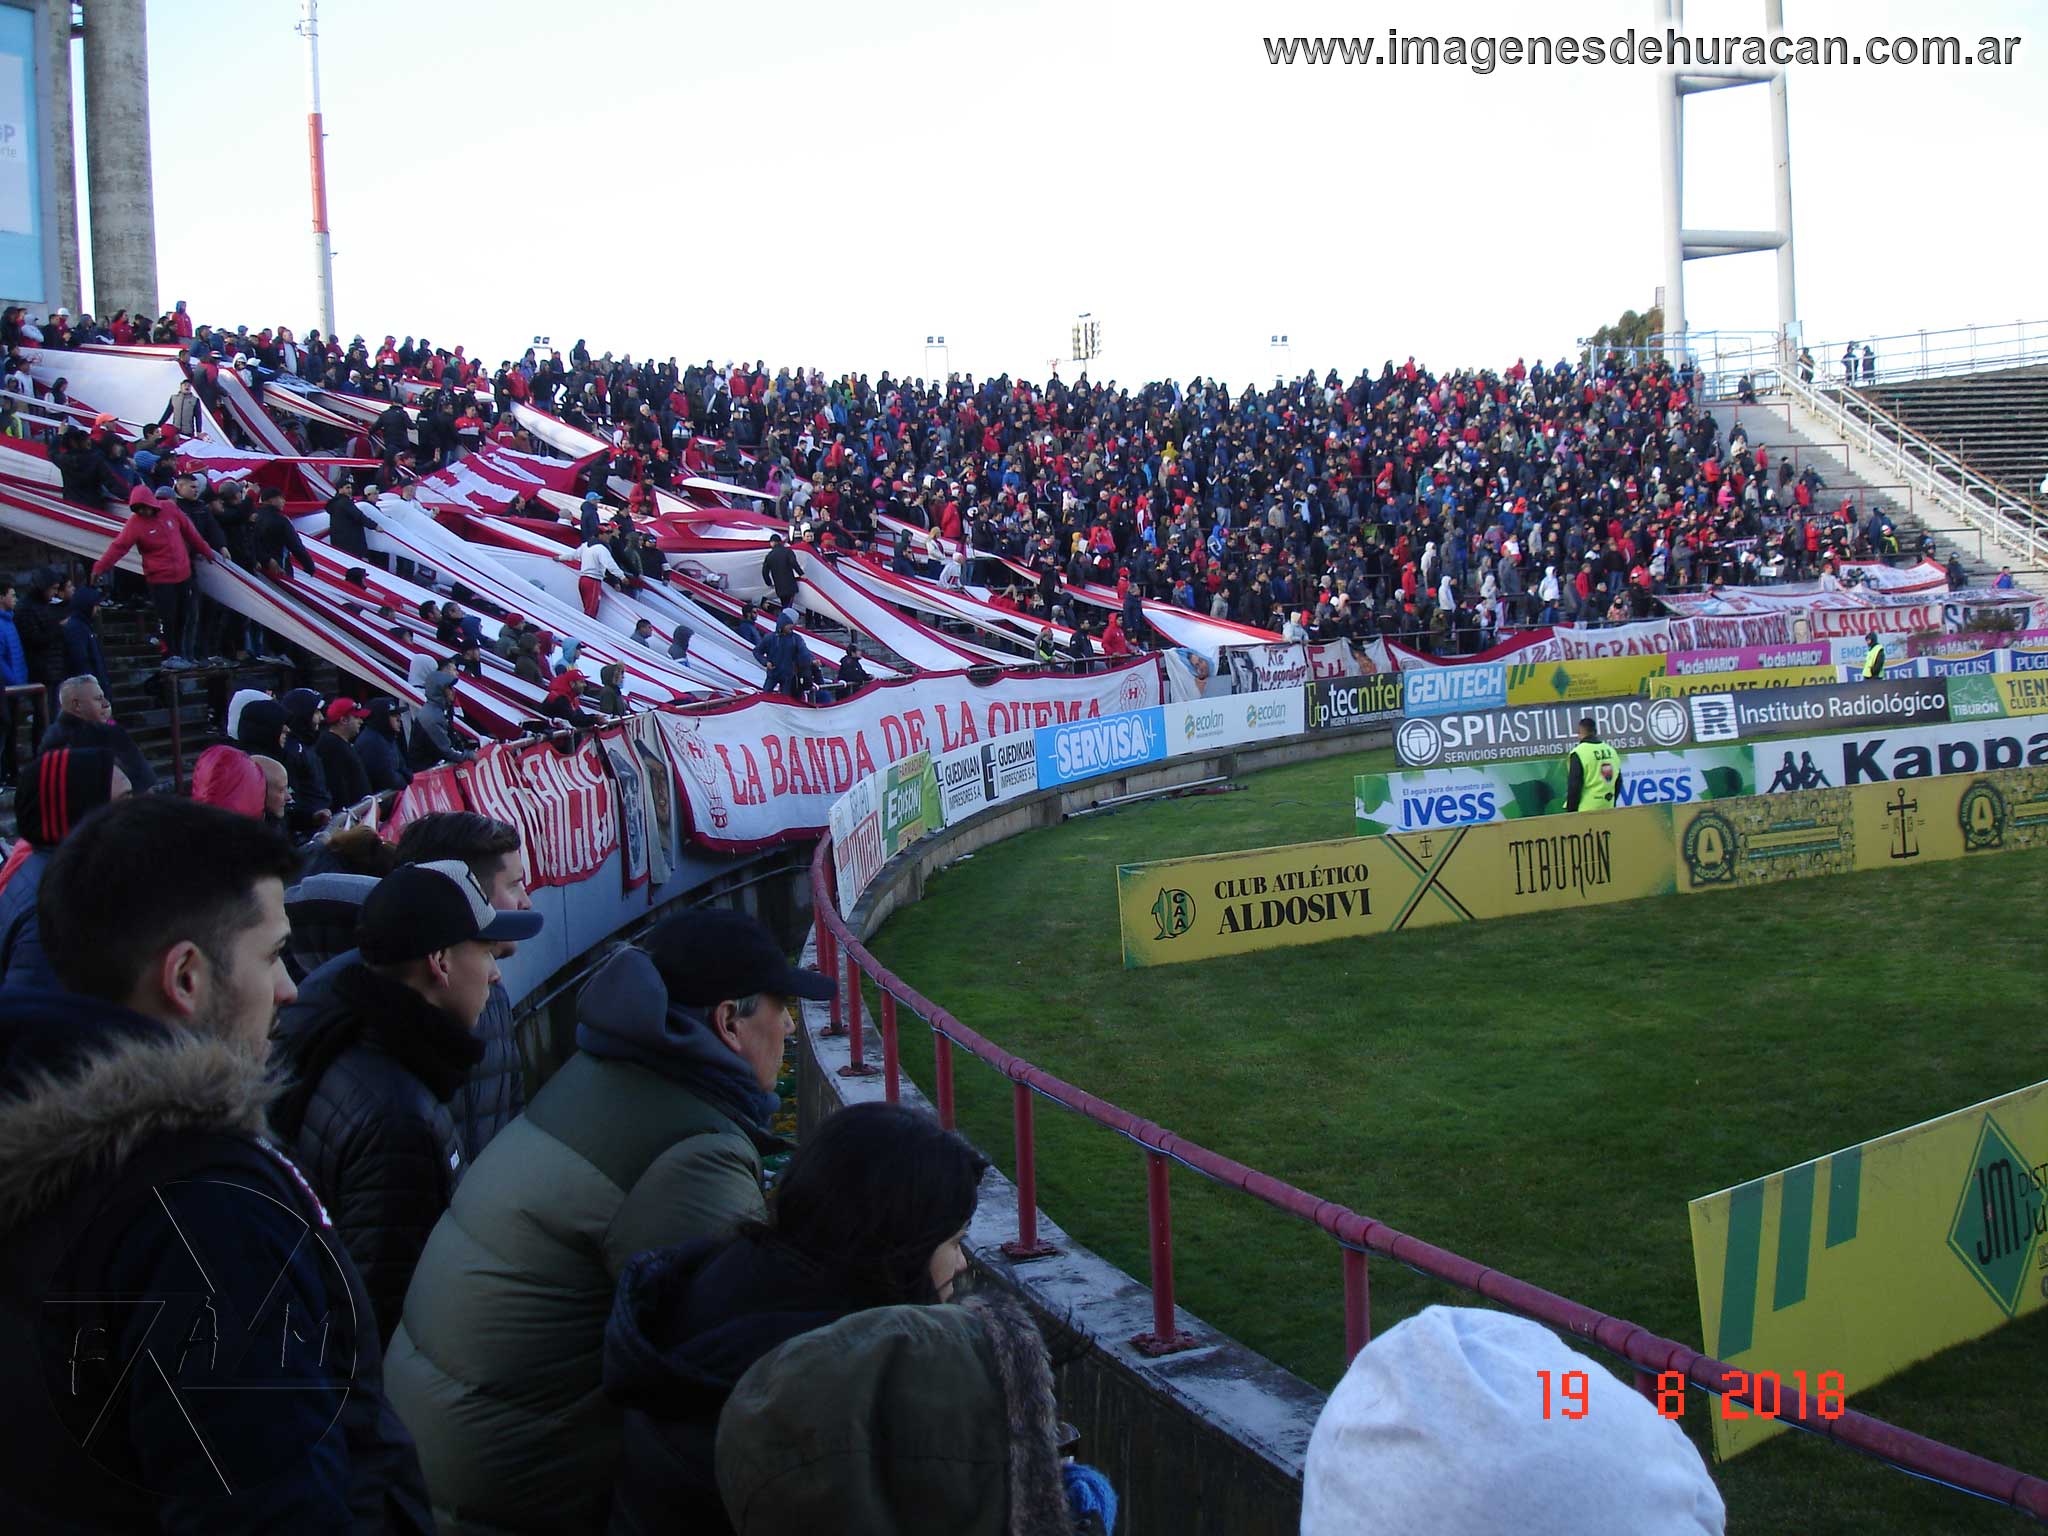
{"left": 91, "top": 490, "right": 213, "bottom": 585}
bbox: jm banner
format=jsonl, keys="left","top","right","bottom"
{"left": 1394, "top": 695, "right": 1696, "bottom": 768}
{"left": 1116, "top": 806, "right": 1678, "bottom": 967}
{"left": 1688, "top": 1079, "right": 2048, "bottom": 1459}
{"left": 1354, "top": 746, "right": 1755, "bottom": 835}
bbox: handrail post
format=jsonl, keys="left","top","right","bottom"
{"left": 933, "top": 1029, "right": 957, "bottom": 1129}
{"left": 838, "top": 935, "right": 878, "bottom": 1077}
{"left": 1342, "top": 1246, "right": 1371, "bottom": 1364}
{"left": 879, "top": 990, "right": 900, "bottom": 1103}
{"left": 1133, "top": 1149, "right": 1197, "bottom": 1355}
{"left": 820, "top": 921, "right": 844, "bottom": 1036}
{"left": 1000, "top": 1082, "right": 1059, "bottom": 1261}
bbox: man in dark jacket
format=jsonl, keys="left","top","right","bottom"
{"left": 384, "top": 908, "right": 831, "bottom": 1535}
{"left": 0, "top": 746, "right": 130, "bottom": 989}
{"left": 0, "top": 796, "right": 432, "bottom": 1533}
{"left": 60, "top": 585, "right": 109, "bottom": 693}
{"left": 760, "top": 533, "right": 801, "bottom": 608}
{"left": 357, "top": 695, "right": 413, "bottom": 793}
{"left": 324, "top": 476, "right": 376, "bottom": 560}
{"left": 40, "top": 674, "right": 155, "bottom": 793}
{"left": 268, "top": 860, "right": 542, "bottom": 1341}
{"left": 278, "top": 686, "right": 334, "bottom": 833}
{"left": 254, "top": 483, "right": 317, "bottom": 579}
{"left": 314, "top": 696, "right": 373, "bottom": 807}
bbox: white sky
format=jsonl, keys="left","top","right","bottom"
{"left": 77, "top": 0, "right": 2047, "bottom": 387}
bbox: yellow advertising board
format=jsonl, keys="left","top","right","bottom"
{"left": 1647, "top": 666, "right": 1841, "bottom": 698}
{"left": 1672, "top": 766, "right": 2048, "bottom": 892}
{"left": 1503, "top": 654, "right": 1668, "bottom": 705}
{"left": 1116, "top": 807, "right": 1675, "bottom": 968}
{"left": 1994, "top": 672, "right": 2048, "bottom": 717}
{"left": 1688, "top": 1080, "right": 2048, "bottom": 1459}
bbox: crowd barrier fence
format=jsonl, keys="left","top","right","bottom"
{"left": 809, "top": 793, "right": 2048, "bottom": 1521}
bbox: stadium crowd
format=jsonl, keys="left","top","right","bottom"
{"left": 9, "top": 301, "right": 1912, "bottom": 675}
{"left": 0, "top": 303, "right": 1780, "bottom": 1531}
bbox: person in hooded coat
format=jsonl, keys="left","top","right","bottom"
{"left": 60, "top": 584, "right": 109, "bottom": 693}
{"left": 279, "top": 686, "right": 334, "bottom": 833}
{"left": 383, "top": 909, "right": 832, "bottom": 1536}
{"left": 0, "top": 747, "right": 130, "bottom": 988}
{"left": 715, "top": 1294, "right": 1115, "bottom": 1536}
{"left": 603, "top": 1103, "right": 987, "bottom": 1536}
{"left": 358, "top": 695, "right": 414, "bottom": 792}
{"left": 408, "top": 665, "right": 474, "bottom": 767}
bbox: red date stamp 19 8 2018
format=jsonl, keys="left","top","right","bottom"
{"left": 1538, "top": 1369, "right": 1847, "bottom": 1421}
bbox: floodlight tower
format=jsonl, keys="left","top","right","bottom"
{"left": 1654, "top": 0, "right": 1798, "bottom": 362}
{"left": 295, "top": 0, "right": 338, "bottom": 339}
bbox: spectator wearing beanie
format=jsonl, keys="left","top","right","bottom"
{"left": 715, "top": 1292, "right": 1116, "bottom": 1536}
{"left": 603, "top": 1102, "right": 988, "bottom": 1536}
{"left": 0, "top": 747, "right": 132, "bottom": 988}
{"left": 190, "top": 743, "right": 267, "bottom": 819}
{"left": 385, "top": 908, "right": 832, "bottom": 1535}
{"left": 1300, "top": 1306, "right": 1725, "bottom": 1536}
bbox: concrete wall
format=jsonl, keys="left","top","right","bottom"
{"left": 43, "top": 0, "right": 75, "bottom": 314}
{"left": 802, "top": 720, "right": 1394, "bottom": 1536}
{"left": 82, "top": 0, "right": 155, "bottom": 320}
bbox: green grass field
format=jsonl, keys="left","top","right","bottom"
{"left": 866, "top": 747, "right": 2048, "bottom": 1534}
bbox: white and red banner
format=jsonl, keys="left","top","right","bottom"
{"left": 384, "top": 765, "right": 465, "bottom": 843}
{"left": 456, "top": 744, "right": 542, "bottom": 882}
{"left": 649, "top": 656, "right": 1164, "bottom": 850}
{"left": 515, "top": 736, "right": 618, "bottom": 887}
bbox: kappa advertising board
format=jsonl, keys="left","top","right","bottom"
{"left": 1117, "top": 806, "right": 1677, "bottom": 968}
{"left": 1679, "top": 679, "right": 1951, "bottom": 746}
{"left": 1353, "top": 746, "right": 1755, "bottom": 835}
{"left": 1749, "top": 718, "right": 2048, "bottom": 796}
{"left": 1306, "top": 674, "right": 1403, "bottom": 730}
{"left": 932, "top": 729, "right": 1039, "bottom": 826}
{"left": 1394, "top": 695, "right": 1696, "bottom": 768}
{"left": 1688, "top": 1079, "right": 2048, "bottom": 1459}
{"left": 1036, "top": 708, "right": 1167, "bottom": 788}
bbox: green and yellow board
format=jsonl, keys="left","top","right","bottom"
{"left": 1689, "top": 1080, "right": 2048, "bottom": 1459}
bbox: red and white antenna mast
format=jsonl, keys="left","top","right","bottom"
{"left": 295, "top": 0, "right": 338, "bottom": 339}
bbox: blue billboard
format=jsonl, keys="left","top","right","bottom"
{"left": 1035, "top": 708, "right": 1165, "bottom": 789}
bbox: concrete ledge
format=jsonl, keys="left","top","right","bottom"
{"left": 801, "top": 720, "right": 1393, "bottom": 1536}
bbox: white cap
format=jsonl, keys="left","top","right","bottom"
{"left": 1302, "top": 1307, "right": 1725, "bottom": 1536}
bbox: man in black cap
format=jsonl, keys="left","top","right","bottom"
{"left": 268, "top": 861, "right": 544, "bottom": 1340}
{"left": 384, "top": 907, "right": 832, "bottom": 1535}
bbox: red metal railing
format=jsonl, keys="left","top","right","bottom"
{"left": 811, "top": 831, "right": 2048, "bottom": 1522}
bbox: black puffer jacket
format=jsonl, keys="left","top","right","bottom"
{"left": 0, "top": 990, "right": 433, "bottom": 1532}
{"left": 604, "top": 1235, "right": 858, "bottom": 1536}
{"left": 271, "top": 962, "right": 483, "bottom": 1343}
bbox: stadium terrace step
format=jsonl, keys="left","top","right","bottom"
{"left": 1852, "top": 365, "right": 2048, "bottom": 515}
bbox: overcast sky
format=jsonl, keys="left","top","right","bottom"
{"left": 84, "top": 0, "right": 2046, "bottom": 387}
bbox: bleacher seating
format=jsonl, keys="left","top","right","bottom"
{"left": 1856, "top": 364, "right": 2048, "bottom": 509}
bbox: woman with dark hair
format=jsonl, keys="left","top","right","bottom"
{"left": 602, "top": 1102, "right": 988, "bottom": 1536}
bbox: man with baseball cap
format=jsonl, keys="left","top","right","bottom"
{"left": 315, "top": 696, "right": 372, "bottom": 807}
{"left": 269, "top": 861, "right": 544, "bottom": 1340}
{"left": 386, "top": 907, "right": 832, "bottom": 1533}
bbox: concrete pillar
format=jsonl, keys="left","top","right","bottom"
{"left": 45, "top": 2, "right": 78, "bottom": 316}
{"left": 82, "top": 0, "right": 156, "bottom": 322}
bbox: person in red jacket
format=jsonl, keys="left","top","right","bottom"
{"left": 90, "top": 484, "right": 217, "bottom": 668}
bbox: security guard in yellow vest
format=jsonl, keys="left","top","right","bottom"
{"left": 1564, "top": 717, "right": 1621, "bottom": 812}
{"left": 1862, "top": 633, "right": 1885, "bottom": 679}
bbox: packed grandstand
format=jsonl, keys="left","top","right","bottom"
{"left": 2, "top": 301, "right": 2046, "bottom": 1536}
